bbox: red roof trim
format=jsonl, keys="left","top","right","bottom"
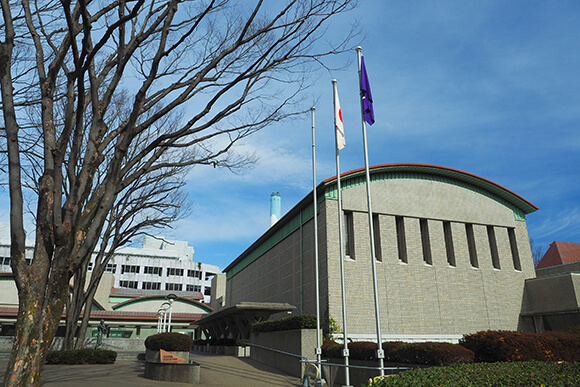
{"left": 0, "top": 307, "right": 206, "bottom": 322}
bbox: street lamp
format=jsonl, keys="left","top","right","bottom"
{"left": 166, "top": 294, "right": 177, "bottom": 332}
{"left": 160, "top": 302, "right": 171, "bottom": 332}
{"left": 156, "top": 309, "right": 164, "bottom": 333}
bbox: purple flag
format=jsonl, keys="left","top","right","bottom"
{"left": 360, "top": 56, "right": 375, "bottom": 125}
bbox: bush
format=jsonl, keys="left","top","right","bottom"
{"left": 349, "top": 341, "right": 378, "bottom": 360}
{"left": 144, "top": 332, "right": 193, "bottom": 351}
{"left": 388, "top": 342, "right": 474, "bottom": 366}
{"left": 460, "top": 330, "right": 580, "bottom": 363}
{"left": 252, "top": 314, "right": 317, "bottom": 333}
{"left": 565, "top": 325, "right": 580, "bottom": 335}
{"left": 322, "top": 337, "right": 341, "bottom": 358}
{"left": 322, "top": 341, "right": 378, "bottom": 360}
{"left": 322, "top": 340, "right": 472, "bottom": 366}
{"left": 45, "top": 349, "right": 117, "bottom": 365}
{"left": 381, "top": 341, "right": 404, "bottom": 361}
{"left": 366, "top": 361, "right": 580, "bottom": 387}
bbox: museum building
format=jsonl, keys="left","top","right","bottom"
{"left": 223, "top": 163, "right": 539, "bottom": 342}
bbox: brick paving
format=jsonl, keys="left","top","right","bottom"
{"left": 0, "top": 352, "right": 302, "bottom": 386}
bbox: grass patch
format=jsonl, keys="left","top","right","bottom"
{"left": 367, "top": 361, "right": 580, "bottom": 387}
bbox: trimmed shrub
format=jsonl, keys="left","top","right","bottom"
{"left": 252, "top": 314, "right": 317, "bottom": 333}
{"left": 349, "top": 341, "right": 378, "bottom": 360}
{"left": 460, "top": 330, "right": 580, "bottom": 363}
{"left": 366, "top": 360, "right": 580, "bottom": 387}
{"left": 321, "top": 337, "right": 341, "bottom": 358}
{"left": 388, "top": 342, "right": 474, "bottom": 366}
{"left": 144, "top": 332, "right": 193, "bottom": 351}
{"left": 323, "top": 340, "right": 472, "bottom": 366}
{"left": 322, "top": 341, "right": 378, "bottom": 360}
{"left": 565, "top": 325, "right": 580, "bottom": 335}
{"left": 45, "top": 349, "right": 117, "bottom": 365}
{"left": 460, "top": 331, "right": 580, "bottom": 362}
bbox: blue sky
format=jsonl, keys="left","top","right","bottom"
{"left": 2, "top": 1, "right": 579, "bottom": 271}
{"left": 173, "top": 0, "right": 580, "bottom": 271}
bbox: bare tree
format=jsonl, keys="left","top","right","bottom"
{"left": 63, "top": 166, "right": 191, "bottom": 351}
{"left": 0, "top": 0, "right": 358, "bottom": 385}
{"left": 529, "top": 238, "right": 548, "bottom": 267}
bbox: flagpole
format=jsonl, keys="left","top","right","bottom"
{"left": 332, "top": 79, "right": 351, "bottom": 387}
{"left": 311, "top": 107, "right": 323, "bottom": 380}
{"left": 356, "top": 46, "right": 385, "bottom": 376}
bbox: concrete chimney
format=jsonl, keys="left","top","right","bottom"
{"left": 270, "top": 192, "right": 281, "bottom": 227}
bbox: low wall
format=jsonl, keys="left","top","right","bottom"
{"left": 0, "top": 337, "right": 145, "bottom": 352}
{"left": 145, "top": 361, "right": 200, "bottom": 383}
{"left": 250, "top": 328, "right": 317, "bottom": 378}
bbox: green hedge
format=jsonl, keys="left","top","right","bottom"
{"left": 322, "top": 340, "right": 474, "bottom": 366}
{"left": 389, "top": 342, "right": 474, "bottom": 366}
{"left": 144, "top": 332, "right": 193, "bottom": 351}
{"left": 366, "top": 361, "right": 580, "bottom": 387}
{"left": 252, "top": 314, "right": 317, "bottom": 333}
{"left": 45, "top": 349, "right": 117, "bottom": 364}
{"left": 460, "top": 330, "right": 580, "bottom": 363}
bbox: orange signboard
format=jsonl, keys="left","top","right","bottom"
{"left": 159, "top": 349, "right": 187, "bottom": 364}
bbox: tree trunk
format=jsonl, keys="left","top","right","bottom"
{"left": 64, "top": 265, "right": 88, "bottom": 351}
{"left": 75, "top": 283, "right": 101, "bottom": 349}
{"left": 3, "top": 270, "right": 69, "bottom": 387}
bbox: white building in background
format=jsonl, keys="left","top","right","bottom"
{"left": 93, "top": 235, "right": 220, "bottom": 304}
{"left": 0, "top": 224, "right": 219, "bottom": 304}
{"left": 0, "top": 224, "right": 220, "bottom": 338}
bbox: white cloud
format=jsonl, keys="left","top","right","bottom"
{"left": 528, "top": 206, "right": 580, "bottom": 242}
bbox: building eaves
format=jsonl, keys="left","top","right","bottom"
{"left": 322, "top": 163, "right": 538, "bottom": 215}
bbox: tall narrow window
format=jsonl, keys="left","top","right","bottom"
{"left": 396, "top": 216, "right": 407, "bottom": 263}
{"left": 344, "top": 211, "right": 355, "bottom": 258}
{"left": 466, "top": 223, "right": 478, "bottom": 268}
{"left": 508, "top": 228, "right": 521, "bottom": 271}
{"left": 443, "top": 221, "right": 456, "bottom": 266}
{"left": 487, "top": 226, "right": 500, "bottom": 269}
{"left": 373, "top": 213, "right": 382, "bottom": 261}
{"left": 420, "top": 219, "right": 432, "bottom": 265}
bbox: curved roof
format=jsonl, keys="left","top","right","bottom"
{"left": 323, "top": 163, "right": 538, "bottom": 215}
{"left": 224, "top": 163, "right": 537, "bottom": 277}
{"left": 112, "top": 295, "right": 213, "bottom": 313}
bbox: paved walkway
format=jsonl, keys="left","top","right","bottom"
{"left": 0, "top": 352, "right": 302, "bottom": 386}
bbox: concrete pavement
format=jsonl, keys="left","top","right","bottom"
{"left": 0, "top": 352, "right": 303, "bottom": 386}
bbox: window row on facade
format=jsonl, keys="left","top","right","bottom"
{"left": 0, "top": 257, "right": 33, "bottom": 266}
{"left": 343, "top": 212, "right": 522, "bottom": 271}
{"left": 118, "top": 280, "right": 210, "bottom": 294}
{"left": 87, "top": 262, "right": 212, "bottom": 279}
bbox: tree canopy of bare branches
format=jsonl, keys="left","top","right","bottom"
{"left": 0, "top": 0, "right": 358, "bottom": 385}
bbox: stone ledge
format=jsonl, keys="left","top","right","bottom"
{"left": 144, "top": 361, "right": 200, "bottom": 384}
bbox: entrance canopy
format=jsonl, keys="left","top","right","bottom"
{"left": 191, "top": 302, "right": 295, "bottom": 341}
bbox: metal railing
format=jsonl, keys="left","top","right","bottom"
{"left": 249, "top": 343, "right": 411, "bottom": 386}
